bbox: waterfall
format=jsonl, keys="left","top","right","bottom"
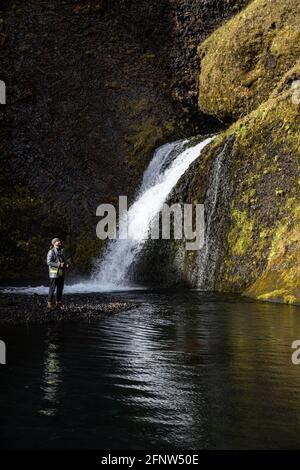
{"left": 196, "top": 138, "right": 234, "bottom": 289}
{"left": 93, "top": 136, "right": 214, "bottom": 289}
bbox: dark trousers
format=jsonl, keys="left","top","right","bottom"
{"left": 48, "top": 277, "right": 64, "bottom": 302}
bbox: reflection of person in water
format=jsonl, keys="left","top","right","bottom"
{"left": 46, "top": 238, "right": 71, "bottom": 311}
{"left": 39, "top": 325, "right": 63, "bottom": 417}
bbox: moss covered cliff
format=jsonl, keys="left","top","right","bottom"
{"left": 185, "top": 0, "right": 300, "bottom": 304}
{"left": 220, "top": 74, "right": 300, "bottom": 304}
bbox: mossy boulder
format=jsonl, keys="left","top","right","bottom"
{"left": 198, "top": 0, "right": 300, "bottom": 120}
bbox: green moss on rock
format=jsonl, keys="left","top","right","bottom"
{"left": 198, "top": 0, "right": 300, "bottom": 120}
{"left": 216, "top": 66, "right": 300, "bottom": 299}
{"left": 227, "top": 207, "right": 254, "bottom": 256}
{"left": 244, "top": 205, "right": 300, "bottom": 304}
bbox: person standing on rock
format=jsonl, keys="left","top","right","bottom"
{"left": 47, "top": 238, "right": 70, "bottom": 310}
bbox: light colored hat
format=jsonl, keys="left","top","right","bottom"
{"left": 51, "top": 237, "right": 60, "bottom": 245}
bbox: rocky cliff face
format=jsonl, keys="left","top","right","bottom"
{"left": 2, "top": 0, "right": 298, "bottom": 305}
{"left": 156, "top": 0, "right": 300, "bottom": 305}
{"left": 0, "top": 0, "right": 249, "bottom": 279}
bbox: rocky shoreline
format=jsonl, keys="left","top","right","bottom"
{"left": 0, "top": 293, "right": 138, "bottom": 325}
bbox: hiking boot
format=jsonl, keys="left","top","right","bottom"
{"left": 56, "top": 301, "right": 64, "bottom": 310}
{"left": 47, "top": 302, "right": 55, "bottom": 311}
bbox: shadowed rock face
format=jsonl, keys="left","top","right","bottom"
{"left": 0, "top": 0, "right": 250, "bottom": 279}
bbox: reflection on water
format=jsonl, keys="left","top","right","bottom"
{"left": 39, "top": 327, "right": 62, "bottom": 417}
{"left": 0, "top": 290, "right": 300, "bottom": 449}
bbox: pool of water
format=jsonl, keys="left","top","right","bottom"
{"left": 1, "top": 289, "right": 300, "bottom": 449}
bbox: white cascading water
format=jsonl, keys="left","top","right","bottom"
{"left": 92, "top": 136, "right": 214, "bottom": 290}
{"left": 2, "top": 136, "right": 214, "bottom": 294}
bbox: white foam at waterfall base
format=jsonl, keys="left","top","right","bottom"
{"left": 1, "top": 136, "right": 214, "bottom": 294}
{"left": 1, "top": 282, "right": 139, "bottom": 295}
